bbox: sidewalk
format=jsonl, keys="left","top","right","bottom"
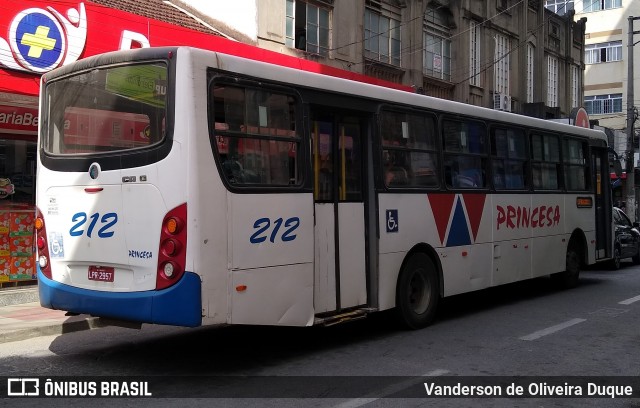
{"left": 0, "top": 286, "right": 99, "bottom": 344}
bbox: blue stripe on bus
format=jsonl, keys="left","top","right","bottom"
{"left": 446, "top": 197, "right": 472, "bottom": 247}
{"left": 37, "top": 267, "right": 202, "bottom": 327}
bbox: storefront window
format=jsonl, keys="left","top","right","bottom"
{"left": 0, "top": 138, "right": 36, "bottom": 206}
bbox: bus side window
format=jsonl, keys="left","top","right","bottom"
{"left": 386, "top": 167, "right": 409, "bottom": 186}
{"left": 444, "top": 164, "right": 455, "bottom": 188}
{"left": 222, "top": 154, "right": 245, "bottom": 184}
{"left": 491, "top": 127, "right": 527, "bottom": 190}
{"left": 211, "top": 84, "right": 301, "bottom": 187}
{"left": 531, "top": 133, "right": 560, "bottom": 190}
{"left": 379, "top": 110, "right": 438, "bottom": 189}
{"left": 442, "top": 118, "right": 487, "bottom": 189}
{"left": 384, "top": 151, "right": 409, "bottom": 187}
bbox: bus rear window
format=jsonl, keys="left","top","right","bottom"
{"left": 43, "top": 62, "right": 167, "bottom": 155}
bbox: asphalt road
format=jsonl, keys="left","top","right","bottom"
{"left": 1, "top": 263, "right": 640, "bottom": 408}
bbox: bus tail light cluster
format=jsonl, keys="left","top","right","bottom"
{"left": 156, "top": 203, "right": 187, "bottom": 290}
{"left": 34, "top": 207, "right": 52, "bottom": 279}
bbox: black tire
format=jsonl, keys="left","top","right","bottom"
{"left": 632, "top": 245, "right": 640, "bottom": 265}
{"left": 609, "top": 246, "right": 621, "bottom": 270}
{"left": 552, "top": 244, "right": 581, "bottom": 289}
{"left": 395, "top": 253, "right": 439, "bottom": 329}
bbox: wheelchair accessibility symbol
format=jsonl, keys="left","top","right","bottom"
{"left": 386, "top": 209, "right": 398, "bottom": 233}
{"left": 48, "top": 232, "right": 64, "bottom": 258}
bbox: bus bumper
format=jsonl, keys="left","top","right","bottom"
{"left": 37, "top": 267, "right": 202, "bottom": 327}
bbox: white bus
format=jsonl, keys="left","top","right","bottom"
{"left": 35, "top": 47, "right": 615, "bottom": 329}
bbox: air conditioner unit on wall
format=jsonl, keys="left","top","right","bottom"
{"left": 493, "top": 93, "right": 511, "bottom": 112}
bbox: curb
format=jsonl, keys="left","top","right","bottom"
{"left": 0, "top": 315, "right": 101, "bottom": 344}
{"left": 0, "top": 287, "right": 39, "bottom": 307}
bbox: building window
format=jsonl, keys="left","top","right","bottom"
{"left": 286, "top": 0, "right": 331, "bottom": 56}
{"left": 469, "top": 22, "right": 481, "bottom": 86}
{"left": 584, "top": 94, "right": 623, "bottom": 115}
{"left": 365, "top": 8, "right": 401, "bottom": 66}
{"left": 571, "top": 65, "right": 580, "bottom": 108}
{"left": 547, "top": 55, "right": 558, "bottom": 107}
{"left": 494, "top": 33, "right": 510, "bottom": 96}
{"left": 526, "top": 44, "right": 534, "bottom": 103}
{"left": 585, "top": 41, "right": 622, "bottom": 64}
{"left": 424, "top": 6, "right": 451, "bottom": 81}
{"left": 544, "top": 0, "right": 574, "bottom": 15}
{"left": 583, "top": 0, "right": 622, "bottom": 12}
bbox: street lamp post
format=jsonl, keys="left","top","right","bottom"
{"left": 625, "top": 16, "right": 640, "bottom": 222}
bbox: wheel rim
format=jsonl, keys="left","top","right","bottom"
{"left": 408, "top": 269, "right": 430, "bottom": 315}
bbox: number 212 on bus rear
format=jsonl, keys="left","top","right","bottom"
{"left": 35, "top": 47, "right": 615, "bottom": 329}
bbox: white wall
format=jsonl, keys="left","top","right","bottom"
{"left": 182, "top": 0, "right": 257, "bottom": 41}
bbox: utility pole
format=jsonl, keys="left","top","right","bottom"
{"left": 625, "top": 16, "right": 640, "bottom": 222}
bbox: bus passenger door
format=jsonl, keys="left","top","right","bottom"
{"left": 311, "top": 110, "right": 368, "bottom": 315}
{"left": 592, "top": 146, "right": 613, "bottom": 260}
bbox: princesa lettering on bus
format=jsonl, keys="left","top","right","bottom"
{"left": 496, "top": 204, "right": 561, "bottom": 230}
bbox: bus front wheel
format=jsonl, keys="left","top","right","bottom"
{"left": 396, "top": 253, "right": 439, "bottom": 329}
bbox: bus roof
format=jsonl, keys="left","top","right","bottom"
{"left": 43, "top": 46, "right": 607, "bottom": 143}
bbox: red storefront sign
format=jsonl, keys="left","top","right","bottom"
{"left": 0, "top": 1, "right": 413, "bottom": 99}
{"left": 0, "top": 104, "right": 39, "bottom": 134}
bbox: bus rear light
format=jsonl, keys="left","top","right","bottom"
{"left": 39, "top": 256, "right": 48, "bottom": 269}
{"left": 34, "top": 207, "right": 52, "bottom": 279}
{"left": 165, "top": 217, "right": 182, "bottom": 235}
{"left": 156, "top": 203, "right": 187, "bottom": 290}
{"left": 161, "top": 238, "right": 180, "bottom": 257}
{"left": 162, "top": 261, "right": 176, "bottom": 278}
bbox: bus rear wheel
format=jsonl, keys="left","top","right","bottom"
{"left": 552, "top": 244, "right": 581, "bottom": 289}
{"left": 396, "top": 253, "right": 439, "bottom": 329}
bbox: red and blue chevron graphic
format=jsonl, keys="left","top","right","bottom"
{"left": 428, "top": 193, "right": 486, "bottom": 247}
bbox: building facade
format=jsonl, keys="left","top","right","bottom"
{"left": 548, "top": 1, "right": 637, "bottom": 152}
{"left": 547, "top": 0, "right": 635, "bottom": 132}
{"left": 243, "top": 0, "right": 586, "bottom": 118}
{"left": 546, "top": 0, "right": 638, "bottom": 210}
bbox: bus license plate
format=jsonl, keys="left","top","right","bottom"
{"left": 88, "top": 266, "right": 115, "bottom": 282}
